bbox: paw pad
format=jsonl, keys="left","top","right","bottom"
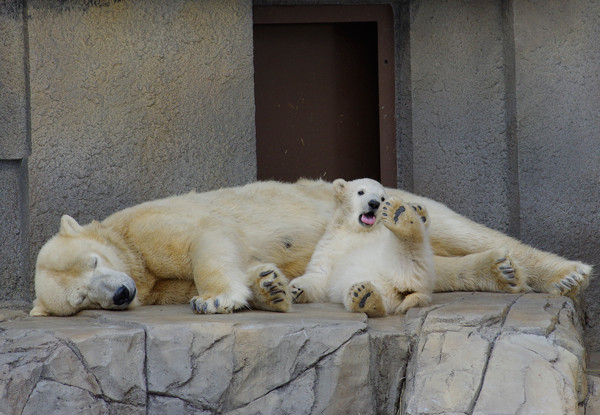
{"left": 347, "top": 282, "right": 386, "bottom": 317}
{"left": 251, "top": 266, "right": 292, "bottom": 312}
{"left": 381, "top": 200, "right": 408, "bottom": 224}
{"left": 393, "top": 206, "right": 406, "bottom": 223}
{"left": 494, "top": 255, "right": 526, "bottom": 292}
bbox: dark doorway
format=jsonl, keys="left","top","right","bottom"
{"left": 253, "top": 5, "right": 396, "bottom": 186}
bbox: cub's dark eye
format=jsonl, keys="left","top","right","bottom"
{"left": 381, "top": 197, "right": 386, "bottom": 202}
{"left": 358, "top": 191, "right": 364, "bottom": 196}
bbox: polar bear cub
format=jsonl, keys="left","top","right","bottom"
{"left": 290, "top": 178, "right": 436, "bottom": 317}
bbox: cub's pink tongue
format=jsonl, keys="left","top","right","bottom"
{"left": 361, "top": 214, "right": 376, "bottom": 225}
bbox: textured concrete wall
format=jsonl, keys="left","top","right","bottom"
{"left": 23, "top": 0, "right": 257, "bottom": 299}
{"left": 0, "top": 161, "right": 30, "bottom": 305}
{"left": 0, "top": 0, "right": 29, "bottom": 160}
{"left": 0, "top": 1, "right": 30, "bottom": 305}
{"left": 512, "top": 0, "right": 600, "bottom": 349}
{"left": 409, "top": 0, "right": 517, "bottom": 235}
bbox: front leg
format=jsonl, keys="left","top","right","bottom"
{"left": 189, "top": 239, "right": 252, "bottom": 314}
{"left": 291, "top": 232, "right": 338, "bottom": 303}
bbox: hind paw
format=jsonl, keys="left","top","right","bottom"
{"left": 345, "top": 281, "right": 386, "bottom": 317}
{"left": 548, "top": 263, "right": 592, "bottom": 296}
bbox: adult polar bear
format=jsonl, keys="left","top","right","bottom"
{"left": 31, "top": 179, "right": 591, "bottom": 316}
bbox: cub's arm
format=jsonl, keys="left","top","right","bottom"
{"left": 289, "top": 228, "right": 342, "bottom": 303}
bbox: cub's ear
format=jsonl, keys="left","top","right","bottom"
{"left": 333, "top": 179, "right": 347, "bottom": 195}
{"left": 59, "top": 215, "right": 83, "bottom": 236}
{"left": 30, "top": 300, "right": 50, "bottom": 317}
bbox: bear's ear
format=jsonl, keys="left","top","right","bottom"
{"left": 333, "top": 179, "right": 347, "bottom": 195}
{"left": 332, "top": 179, "right": 347, "bottom": 203}
{"left": 59, "top": 215, "right": 84, "bottom": 236}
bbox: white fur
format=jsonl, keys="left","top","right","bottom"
{"left": 30, "top": 179, "right": 591, "bottom": 317}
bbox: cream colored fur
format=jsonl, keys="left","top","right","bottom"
{"left": 31, "top": 179, "right": 592, "bottom": 316}
{"left": 290, "top": 178, "right": 436, "bottom": 316}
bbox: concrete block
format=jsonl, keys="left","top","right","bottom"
{"left": 0, "top": 160, "right": 30, "bottom": 304}
{"left": 0, "top": 0, "right": 29, "bottom": 159}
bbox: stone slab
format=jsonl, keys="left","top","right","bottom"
{"left": 0, "top": 293, "right": 590, "bottom": 414}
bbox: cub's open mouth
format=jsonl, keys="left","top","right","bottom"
{"left": 359, "top": 212, "right": 377, "bottom": 226}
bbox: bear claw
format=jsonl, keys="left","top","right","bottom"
{"left": 190, "top": 296, "right": 234, "bottom": 314}
{"left": 290, "top": 285, "right": 305, "bottom": 302}
{"left": 492, "top": 254, "right": 527, "bottom": 293}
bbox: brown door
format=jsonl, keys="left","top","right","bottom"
{"left": 253, "top": 5, "right": 396, "bottom": 186}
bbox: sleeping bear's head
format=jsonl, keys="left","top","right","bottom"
{"left": 333, "top": 178, "right": 387, "bottom": 231}
{"left": 30, "top": 215, "right": 138, "bottom": 317}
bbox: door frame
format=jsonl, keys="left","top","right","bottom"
{"left": 253, "top": 5, "right": 397, "bottom": 186}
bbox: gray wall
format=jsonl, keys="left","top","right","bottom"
{"left": 1, "top": 0, "right": 598, "bottom": 347}
{"left": 1, "top": 1, "right": 30, "bottom": 306}
{"left": 408, "top": 0, "right": 517, "bottom": 235}
{"left": 1, "top": 0, "right": 257, "bottom": 304}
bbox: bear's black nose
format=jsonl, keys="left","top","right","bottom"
{"left": 368, "top": 200, "right": 380, "bottom": 210}
{"left": 113, "top": 285, "right": 134, "bottom": 306}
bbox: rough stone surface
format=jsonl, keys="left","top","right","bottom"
{"left": 587, "top": 375, "right": 600, "bottom": 415}
{"left": 0, "top": 293, "right": 592, "bottom": 414}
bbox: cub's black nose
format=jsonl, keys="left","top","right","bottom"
{"left": 113, "top": 285, "right": 135, "bottom": 306}
{"left": 368, "top": 200, "right": 380, "bottom": 210}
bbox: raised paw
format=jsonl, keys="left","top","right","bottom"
{"left": 190, "top": 295, "right": 238, "bottom": 314}
{"left": 249, "top": 267, "right": 292, "bottom": 312}
{"left": 381, "top": 199, "right": 428, "bottom": 238}
{"left": 345, "top": 281, "right": 386, "bottom": 317}
{"left": 493, "top": 254, "right": 528, "bottom": 293}
{"left": 549, "top": 263, "right": 592, "bottom": 297}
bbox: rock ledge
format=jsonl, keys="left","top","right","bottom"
{"left": 0, "top": 293, "right": 595, "bottom": 414}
